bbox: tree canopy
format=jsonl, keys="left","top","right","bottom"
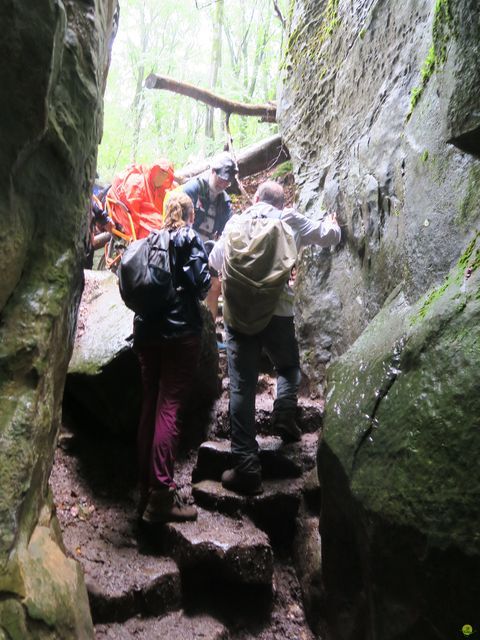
{"left": 97, "top": 0, "right": 288, "bottom": 182}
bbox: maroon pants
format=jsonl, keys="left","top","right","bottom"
{"left": 136, "top": 334, "right": 200, "bottom": 489}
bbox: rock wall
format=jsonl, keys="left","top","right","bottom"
{"left": 279, "top": 0, "right": 480, "bottom": 388}
{"left": 0, "top": 1, "right": 117, "bottom": 638}
{"left": 279, "top": 0, "right": 480, "bottom": 638}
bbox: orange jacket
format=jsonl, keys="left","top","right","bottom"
{"left": 107, "top": 160, "right": 175, "bottom": 239}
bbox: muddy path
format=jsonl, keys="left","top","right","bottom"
{"left": 52, "top": 346, "right": 323, "bottom": 639}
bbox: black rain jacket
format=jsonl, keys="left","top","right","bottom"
{"left": 133, "top": 226, "right": 211, "bottom": 342}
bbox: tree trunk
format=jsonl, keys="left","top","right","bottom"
{"left": 205, "top": 0, "right": 224, "bottom": 139}
{"left": 248, "top": 11, "right": 271, "bottom": 98}
{"left": 175, "top": 133, "right": 289, "bottom": 182}
{"left": 131, "top": 1, "right": 148, "bottom": 163}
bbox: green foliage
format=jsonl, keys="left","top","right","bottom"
{"left": 97, "top": 0, "right": 288, "bottom": 182}
{"left": 272, "top": 160, "right": 293, "bottom": 177}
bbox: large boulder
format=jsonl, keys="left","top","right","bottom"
{"left": 64, "top": 269, "right": 140, "bottom": 435}
{"left": 64, "top": 269, "right": 219, "bottom": 443}
{"left": 318, "top": 235, "right": 480, "bottom": 638}
{"left": 0, "top": 1, "right": 117, "bottom": 637}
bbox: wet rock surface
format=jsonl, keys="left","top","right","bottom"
{"left": 51, "top": 339, "right": 321, "bottom": 639}
{"left": 0, "top": 1, "right": 117, "bottom": 637}
{"left": 64, "top": 520, "right": 181, "bottom": 623}
{"left": 95, "top": 610, "right": 229, "bottom": 640}
{"left": 319, "top": 240, "right": 480, "bottom": 637}
{"left": 277, "top": 0, "right": 480, "bottom": 637}
{"left": 69, "top": 270, "right": 134, "bottom": 376}
{"left": 279, "top": 0, "right": 480, "bottom": 389}
{"left": 192, "top": 434, "right": 318, "bottom": 483}
{"left": 163, "top": 510, "right": 273, "bottom": 585}
{"left": 192, "top": 479, "right": 304, "bottom": 546}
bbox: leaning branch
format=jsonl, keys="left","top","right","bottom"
{"left": 145, "top": 74, "right": 277, "bottom": 122}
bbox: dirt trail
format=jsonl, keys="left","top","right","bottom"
{"left": 52, "top": 351, "right": 322, "bottom": 638}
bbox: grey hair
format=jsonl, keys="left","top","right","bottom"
{"left": 255, "top": 181, "right": 285, "bottom": 209}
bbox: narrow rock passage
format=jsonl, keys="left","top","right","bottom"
{"left": 52, "top": 337, "right": 324, "bottom": 639}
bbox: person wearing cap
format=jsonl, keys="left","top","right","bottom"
{"left": 181, "top": 152, "right": 238, "bottom": 242}
{"left": 181, "top": 152, "right": 239, "bottom": 318}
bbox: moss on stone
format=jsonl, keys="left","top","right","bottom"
{"left": 322, "top": 258, "right": 480, "bottom": 556}
{"left": 285, "top": 0, "right": 340, "bottom": 69}
{"left": 411, "top": 232, "right": 480, "bottom": 323}
{"left": 457, "top": 232, "right": 480, "bottom": 271}
{"left": 457, "top": 164, "right": 480, "bottom": 226}
{"left": 407, "top": 0, "right": 455, "bottom": 119}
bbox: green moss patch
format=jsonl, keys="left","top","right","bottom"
{"left": 407, "top": 0, "right": 455, "bottom": 119}
{"left": 411, "top": 231, "right": 480, "bottom": 323}
{"left": 272, "top": 160, "right": 293, "bottom": 178}
{"left": 285, "top": 0, "right": 340, "bottom": 70}
{"left": 457, "top": 164, "right": 480, "bottom": 226}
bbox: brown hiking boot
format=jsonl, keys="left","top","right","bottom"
{"left": 142, "top": 487, "right": 197, "bottom": 524}
{"left": 272, "top": 411, "right": 302, "bottom": 443}
{"left": 221, "top": 468, "right": 263, "bottom": 496}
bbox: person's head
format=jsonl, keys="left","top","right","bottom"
{"left": 150, "top": 159, "right": 174, "bottom": 189}
{"left": 254, "top": 181, "right": 285, "bottom": 210}
{"left": 209, "top": 152, "right": 238, "bottom": 193}
{"left": 164, "top": 192, "right": 194, "bottom": 230}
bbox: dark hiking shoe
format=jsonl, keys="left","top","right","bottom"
{"left": 272, "top": 411, "right": 302, "bottom": 443}
{"left": 142, "top": 487, "right": 198, "bottom": 524}
{"left": 137, "top": 486, "right": 150, "bottom": 519}
{"left": 221, "top": 468, "right": 263, "bottom": 496}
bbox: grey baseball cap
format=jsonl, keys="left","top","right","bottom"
{"left": 210, "top": 152, "right": 239, "bottom": 181}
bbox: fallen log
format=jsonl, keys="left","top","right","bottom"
{"left": 175, "top": 134, "right": 289, "bottom": 182}
{"left": 145, "top": 74, "right": 277, "bottom": 123}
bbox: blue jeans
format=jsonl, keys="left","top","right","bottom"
{"left": 226, "top": 315, "right": 302, "bottom": 474}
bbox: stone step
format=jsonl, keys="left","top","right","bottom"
{"left": 209, "top": 401, "right": 323, "bottom": 441}
{"left": 163, "top": 508, "right": 273, "bottom": 586}
{"left": 192, "top": 478, "right": 303, "bottom": 545}
{"left": 63, "top": 523, "right": 180, "bottom": 624}
{"left": 192, "top": 434, "right": 318, "bottom": 483}
{"left": 95, "top": 610, "right": 229, "bottom": 639}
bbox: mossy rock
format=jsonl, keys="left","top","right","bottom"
{"left": 318, "top": 232, "right": 480, "bottom": 637}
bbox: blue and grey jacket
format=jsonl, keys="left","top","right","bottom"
{"left": 182, "top": 173, "right": 232, "bottom": 241}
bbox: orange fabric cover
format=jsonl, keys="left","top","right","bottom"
{"left": 108, "top": 160, "right": 175, "bottom": 239}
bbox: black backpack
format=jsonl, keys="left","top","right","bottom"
{"left": 117, "top": 229, "right": 177, "bottom": 318}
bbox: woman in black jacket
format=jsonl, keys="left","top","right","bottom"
{"left": 135, "top": 192, "right": 211, "bottom": 523}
